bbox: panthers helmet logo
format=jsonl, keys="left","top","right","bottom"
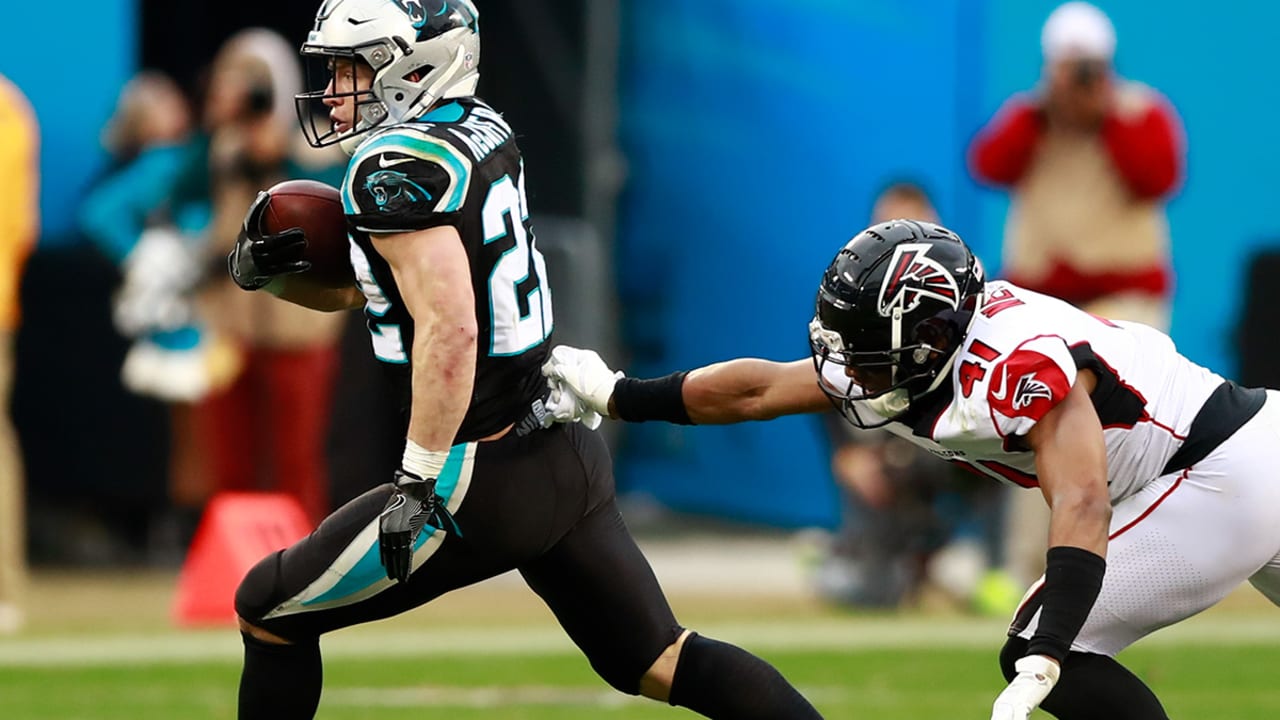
{"left": 391, "top": 0, "right": 428, "bottom": 28}
{"left": 877, "top": 242, "right": 962, "bottom": 317}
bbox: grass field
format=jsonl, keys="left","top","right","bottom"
{"left": 2, "top": 567, "right": 1278, "bottom": 719}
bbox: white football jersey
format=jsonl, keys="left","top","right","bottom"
{"left": 832, "top": 281, "right": 1230, "bottom": 503}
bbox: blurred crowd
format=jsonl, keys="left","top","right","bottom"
{"left": 0, "top": 2, "right": 1188, "bottom": 629}
{"left": 78, "top": 28, "right": 353, "bottom": 537}
{"left": 2, "top": 27, "right": 393, "bottom": 633}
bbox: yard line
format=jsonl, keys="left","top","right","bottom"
{"left": 322, "top": 685, "right": 850, "bottom": 708}
{"left": 0, "top": 614, "right": 1277, "bottom": 667}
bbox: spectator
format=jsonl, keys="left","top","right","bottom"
{"left": 0, "top": 73, "right": 38, "bottom": 632}
{"left": 813, "top": 182, "right": 1016, "bottom": 614}
{"left": 969, "top": 1, "right": 1183, "bottom": 330}
{"left": 968, "top": 2, "right": 1184, "bottom": 586}
{"left": 79, "top": 70, "right": 220, "bottom": 558}
{"left": 184, "top": 28, "right": 347, "bottom": 526}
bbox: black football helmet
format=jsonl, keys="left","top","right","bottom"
{"left": 809, "top": 219, "right": 985, "bottom": 428}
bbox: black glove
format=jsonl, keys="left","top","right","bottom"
{"left": 227, "top": 191, "right": 311, "bottom": 291}
{"left": 378, "top": 470, "right": 463, "bottom": 583}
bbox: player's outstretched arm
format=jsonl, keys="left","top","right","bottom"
{"left": 681, "top": 358, "right": 830, "bottom": 423}
{"left": 543, "top": 346, "right": 827, "bottom": 425}
{"left": 992, "top": 370, "right": 1110, "bottom": 720}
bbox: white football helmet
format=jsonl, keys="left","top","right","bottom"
{"left": 296, "top": 0, "right": 480, "bottom": 150}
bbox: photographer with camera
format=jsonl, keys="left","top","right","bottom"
{"left": 967, "top": 1, "right": 1185, "bottom": 587}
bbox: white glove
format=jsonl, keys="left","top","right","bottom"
{"left": 542, "top": 379, "right": 603, "bottom": 430}
{"left": 991, "top": 655, "right": 1060, "bottom": 720}
{"left": 541, "top": 345, "right": 623, "bottom": 416}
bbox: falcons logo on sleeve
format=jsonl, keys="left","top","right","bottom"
{"left": 992, "top": 369, "right": 1056, "bottom": 411}
{"left": 988, "top": 349, "right": 1071, "bottom": 421}
{"left": 877, "top": 243, "right": 961, "bottom": 316}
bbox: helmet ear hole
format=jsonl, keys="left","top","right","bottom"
{"left": 403, "top": 66, "right": 435, "bottom": 83}
{"left": 394, "top": 92, "right": 405, "bottom": 102}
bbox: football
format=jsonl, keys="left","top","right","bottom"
{"left": 262, "top": 178, "right": 353, "bottom": 289}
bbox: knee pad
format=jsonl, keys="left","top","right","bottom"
{"left": 234, "top": 550, "right": 284, "bottom": 624}
{"left": 999, "top": 635, "right": 1029, "bottom": 682}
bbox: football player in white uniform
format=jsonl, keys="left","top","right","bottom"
{"left": 544, "top": 219, "right": 1280, "bottom": 720}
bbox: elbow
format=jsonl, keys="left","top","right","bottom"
{"left": 741, "top": 381, "right": 787, "bottom": 422}
{"left": 420, "top": 316, "right": 478, "bottom": 354}
{"left": 451, "top": 321, "right": 479, "bottom": 350}
{"left": 682, "top": 377, "right": 766, "bottom": 424}
{"left": 742, "top": 394, "right": 772, "bottom": 422}
{"left": 1054, "top": 485, "right": 1112, "bottom": 526}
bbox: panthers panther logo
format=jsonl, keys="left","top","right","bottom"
{"left": 391, "top": 0, "right": 428, "bottom": 28}
{"left": 364, "top": 169, "right": 433, "bottom": 213}
{"left": 392, "top": 0, "right": 478, "bottom": 35}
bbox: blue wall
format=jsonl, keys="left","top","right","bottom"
{"left": 616, "top": 0, "right": 990, "bottom": 527}
{"left": 1, "top": 0, "right": 136, "bottom": 244}
{"left": 616, "top": 0, "right": 1280, "bottom": 527}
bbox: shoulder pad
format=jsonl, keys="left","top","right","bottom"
{"left": 342, "top": 127, "right": 473, "bottom": 232}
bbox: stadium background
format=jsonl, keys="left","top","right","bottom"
{"left": 7, "top": 0, "right": 1280, "bottom": 530}
{"left": 2, "top": 3, "right": 1280, "bottom": 717}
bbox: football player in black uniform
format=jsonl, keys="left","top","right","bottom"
{"left": 226, "top": 2, "right": 823, "bottom": 719}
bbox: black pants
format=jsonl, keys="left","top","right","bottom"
{"left": 235, "top": 422, "right": 683, "bottom": 691}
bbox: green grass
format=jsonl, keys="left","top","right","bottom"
{"left": 2, "top": 643, "right": 1277, "bottom": 719}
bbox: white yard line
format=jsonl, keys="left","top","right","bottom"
{"left": 321, "top": 685, "right": 851, "bottom": 708}
{"left": 0, "top": 614, "right": 1276, "bottom": 667}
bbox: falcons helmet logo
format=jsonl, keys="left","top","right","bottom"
{"left": 877, "top": 243, "right": 962, "bottom": 317}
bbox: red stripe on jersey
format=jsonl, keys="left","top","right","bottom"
{"left": 969, "top": 338, "right": 1001, "bottom": 362}
{"left": 948, "top": 459, "right": 988, "bottom": 478}
{"left": 1140, "top": 415, "right": 1187, "bottom": 440}
{"left": 977, "top": 460, "right": 1040, "bottom": 488}
{"left": 1109, "top": 469, "right": 1187, "bottom": 540}
{"left": 1068, "top": 341, "right": 1153, "bottom": 431}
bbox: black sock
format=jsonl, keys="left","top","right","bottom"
{"left": 1000, "top": 637, "right": 1169, "bottom": 719}
{"left": 238, "top": 632, "right": 323, "bottom": 720}
{"left": 668, "top": 633, "right": 822, "bottom": 719}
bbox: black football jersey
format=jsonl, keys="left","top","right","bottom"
{"left": 340, "top": 97, "right": 553, "bottom": 443}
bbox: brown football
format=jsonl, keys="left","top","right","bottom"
{"left": 262, "top": 179, "right": 353, "bottom": 289}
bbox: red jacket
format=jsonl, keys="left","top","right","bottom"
{"left": 969, "top": 90, "right": 1183, "bottom": 201}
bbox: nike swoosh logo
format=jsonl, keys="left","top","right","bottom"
{"left": 990, "top": 365, "right": 1010, "bottom": 402}
{"left": 378, "top": 154, "right": 414, "bottom": 169}
{"left": 348, "top": 17, "right": 374, "bottom": 26}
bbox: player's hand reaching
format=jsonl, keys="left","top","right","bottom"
{"left": 228, "top": 191, "right": 312, "bottom": 291}
{"left": 541, "top": 345, "right": 623, "bottom": 420}
{"left": 377, "top": 470, "right": 462, "bottom": 583}
{"left": 991, "top": 655, "right": 1060, "bottom": 720}
{"left": 541, "top": 381, "right": 604, "bottom": 430}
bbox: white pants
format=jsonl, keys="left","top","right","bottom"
{"left": 1015, "top": 390, "right": 1280, "bottom": 657}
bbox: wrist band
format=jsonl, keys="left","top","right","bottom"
{"left": 611, "top": 372, "right": 695, "bottom": 425}
{"left": 1026, "top": 546, "right": 1106, "bottom": 662}
{"left": 402, "top": 439, "right": 450, "bottom": 479}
